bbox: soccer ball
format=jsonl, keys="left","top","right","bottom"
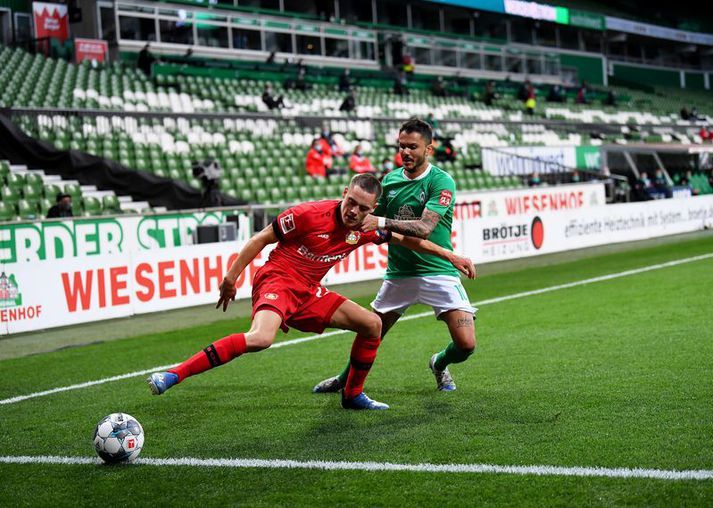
{"left": 93, "top": 413, "right": 144, "bottom": 464}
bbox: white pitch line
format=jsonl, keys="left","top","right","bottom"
{"left": 1, "top": 251, "right": 712, "bottom": 407}
{"left": 1, "top": 455, "right": 712, "bottom": 481}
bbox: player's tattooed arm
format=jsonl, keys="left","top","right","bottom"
{"left": 382, "top": 208, "right": 442, "bottom": 239}
{"left": 390, "top": 234, "right": 476, "bottom": 279}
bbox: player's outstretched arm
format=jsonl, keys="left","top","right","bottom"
{"left": 361, "top": 208, "right": 441, "bottom": 239}
{"left": 389, "top": 233, "right": 476, "bottom": 279}
{"left": 217, "top": 224, "right": 278, "bottom": 311}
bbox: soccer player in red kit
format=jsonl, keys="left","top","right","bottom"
{"left": 148, "top": 173, "right": 475, "bottom": 410}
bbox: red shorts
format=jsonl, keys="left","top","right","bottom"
{"left": 251, "top": 269, "right": 346, "bottom": 334}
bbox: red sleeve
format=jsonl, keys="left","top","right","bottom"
{"left": 361, "top": 229, "right": 391, "bottom": 246}
{"left": 273, "top": 203, "right": 312, "bottom": 242}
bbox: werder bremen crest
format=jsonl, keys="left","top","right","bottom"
{"left": 395, "top": 205, "right": 417, "bottom": 220}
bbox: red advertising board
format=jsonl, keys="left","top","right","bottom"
{"left": 32, "top": 2, "right": 69, "bottom": 42}
{"left": 75, "top": 38, "right": 108, "bottom": 64}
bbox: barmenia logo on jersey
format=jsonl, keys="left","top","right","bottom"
{"left": 481, "top": 216, "right": 544, "bottom": 256}
{"left": 264, "top": 293, "right": 278, "bottom": 300}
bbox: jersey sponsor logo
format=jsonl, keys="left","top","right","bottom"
{"left": 439, "top": 190, "right": 453, "bottom": 207}
{"left": 264, "top": 293, "right": 279, "bottom": 300}
{"left": 317, "top": 233, "right": 330, "bottom": 239}
{"left": 345, "top": 231, "right": 360, "bottom": 245}
{"left": 279, "top": 214, "right": 295, "bottom": 235}
{"left": 297, "top": 245, "right": 348, "bottom": 263}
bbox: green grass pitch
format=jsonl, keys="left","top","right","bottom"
{"left": 1, "top": 234, "right": 712, "bottom": 506}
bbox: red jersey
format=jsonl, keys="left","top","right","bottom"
{"left": 263, "top": 200, "right": 390, "bottom": 285}
{"left": 305, "top": 148, "right": 327, "bottom": 177}
{"left": 349, "top": 154, "right": 375, "bottom": 174}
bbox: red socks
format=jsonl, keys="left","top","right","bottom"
{"left": 344, "top": 335, "right": 381, "bottom": 398}
{"left": 170, "top": 333, "right": 247, "bottom": 382}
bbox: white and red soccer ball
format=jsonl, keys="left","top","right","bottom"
{"left": 93, "top": 413, "right": 144, "bottom": 463}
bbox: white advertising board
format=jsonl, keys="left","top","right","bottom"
{"left": 2, "top": 196, "right": 712, "bottom": 334}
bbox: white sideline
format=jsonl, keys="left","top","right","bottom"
{"left": 1, "top": 252, "right": 712, "bottom": 407}
{"left": 1, "top": 455, "right": 712, "bottom": 481}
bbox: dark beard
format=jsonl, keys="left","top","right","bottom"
{"left": 404, "top": 155, "right": 426, "bottom": 173}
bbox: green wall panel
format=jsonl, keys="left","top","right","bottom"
{"left": 612, "top": 64, "right": 680, "bottom": 88}
{"left": 558, "top": 53, "right": 604, "bottom": 86}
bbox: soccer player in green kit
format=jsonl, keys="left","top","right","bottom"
{"left": 314, "top": 118, "right": 477, "bottom": 394}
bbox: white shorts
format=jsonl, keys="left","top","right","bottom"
{"left": 371, "top": 275, "right": 477, "bottom": 318}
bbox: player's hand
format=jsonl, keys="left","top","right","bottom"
{"left": 451, "top": 255, "right": 476, "bottom": 279}
{"left": 360, "top": 214, "right": 379, "bottom": 232}
{"left": 216, "top": 278, "right": 237, "bottom": 312}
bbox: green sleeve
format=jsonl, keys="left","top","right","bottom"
{"left": 425, "top": 173, "right": 456, "bottom": 217}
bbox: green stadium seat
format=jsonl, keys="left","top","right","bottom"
{"left": 17, "top": 199, "right": 38, "bottom": 220}
{"left": 39, "top": 198, "right": 53, "bottom": 217}
{"left": 82, "top": 196, "right": 102, "bottom": 215}
{"left": 269, "top": 187, "right": 282, "bottom": 202}
{"left": 254, "top": 188, "right": 268, "bottom": 202}
{"left": 102, "top": 195, "right": 120, "bottom": 212}
{"left": 0, "top": 201, "right": 15, "bottom": 221}
{"left": 1, "top": 186, "right": 21, "bottom": 204}
{"left": 5, "top": 172, "right": 25, "bottom": 192}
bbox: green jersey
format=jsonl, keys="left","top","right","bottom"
{"left": 375, "top": 163, "right": 458, "bottom": 279}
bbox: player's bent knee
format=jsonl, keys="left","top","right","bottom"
{"left": 246, "top": 331, "right": 275, "bottom": 351}
{"left": 360, "top": 314, "right": 382, "bottom": 338}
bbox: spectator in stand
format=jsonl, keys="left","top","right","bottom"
{"left": 394, "top": 71, "right": 409, "bottom": 96}
{"left": 305, "top": 139, "right": 327, "bottom": 178}
{"left": 680, "top": 107, "right": 691, "bottom": 121}
{"left": 338, "top": 68, "right": 352, "bottom": 93}
{"left": 690, "top": 107, "right": 700, "bottom": 121}
{"left": 482, "top": 80, "right": 497, "bottom": 106}
{"left": 604, "top": 90, "right": 617, "bottom": 107}
{"left": 524, "top": 83, "right": 536, "bottom": 116}
{"left": 680, "top": 170, "right": 697, "bottom": 194}
{"left": 432, "top": 76, "right": 447, "bottom": 97}
{"left": 349, "top": 145, "right": 376, "bottom": 174}
{"left": 380, "top": 157, "right": 394, "bottom": 178}
{"left": 571, "top": 170, "right": 581, "bottom": 183}
{"left": 47, "top": 193, "right": 73, "bottom": 219}
{"left": 266, "top": 51, "right": 276, "bottom": 64}
{"left": 708, "top": 168, "right": 713, "bottom": 190}
{"left": 528, "top": 171, "right": 541, "bottom": 187}
{"left": 295, "top": 67, "right": 308, "bottom": 91}
{"left": 402, "top": 53, "right": 415, "bottom": 76}
{"left": 340, "top": 90, "right": 356, "bottom": 114}
{"left": 699, "top": 126, "right": 711, "bottom": 142}
{"left": 262, "top": 84, "right": 285, "bottom": 110}
{"left": 575, "top": 85, "right": 588, "bottom": 104}
{"left": 319, "top": 128, "right": 342, "bottom": 160}
{"left": 635, "top": 171, "right": 654, "bottom": 200}
{"left": 517, "top": 79, "right": 531, "bottom": 102}
{"left": 295, "top": 58, "right": 306, "bottom": 73}
{"left": 547, "top": 84, "right": 564, "bottom": 103}
{"left": 137, "top": 43, "right": 155, "bottom": 76}
{"left": 653, "top": 168, "right": 672, "bottom": 197}
{"left": 547, "top": 85, "right": 564, "bottom": 102}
